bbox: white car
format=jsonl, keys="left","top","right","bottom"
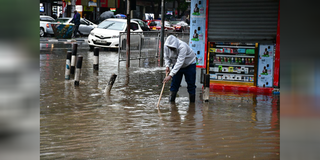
{"left": 40, "top": 15, "right": 55, "bottom": 37}
{"left": 87, "top": 18, "right": 143, "bottom": 49}
{"left": 47, "top": 17, "right": 97, "bottom": 36}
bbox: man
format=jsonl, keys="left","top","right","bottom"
{"left": 162, "top": 35, "right": 197, "bottom": 103}
{"left": 70, "top": 10, "right": 81, "bottom": 38}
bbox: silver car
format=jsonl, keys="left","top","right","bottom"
{"left": 40, "top": 15, "right": 55, "bottom": 37}
{"left": 47, "top": 17, "right": 97, "bottom": 36}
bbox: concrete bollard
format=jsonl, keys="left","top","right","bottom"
{"left": 65, "top": 51, "right": 72, "bottom": 80}
{"left": 74, "top": 55, "right": 83, "bottom": 86}
{"left": 203, "top": 74, "right": 210, "bottom": 102}
{"left": 70, "top": 43, "right": 78, "bottom": 74}
{"left": 93, "top": 47, "right": 99, "bottom": 70}
{"left": 105, "top": 74, "right": 117, "bottom": 95}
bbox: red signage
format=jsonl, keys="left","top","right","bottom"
{"left": 101, "top": 0, "right": 107, "bottom": 7}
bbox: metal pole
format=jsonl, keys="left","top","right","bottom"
{"left": 160, "top": 0, "right": 165, "bottom": 67}
{"left": 126, "top": 0, "right": 131, "bottom": 68}
{"left": 74, "top": 55, "right": 83, "bottom": 86}
{"left": 105, "top": 74, "right": 118, "bottom": 95}
{"left": 71, "top": 0, "right": 76, "bottom": 17}
{"left": 96, "top": 0, "right": 100, "bottom": 21}
{"left": 70, "top": 43, "right": 78, "bottom": 74}
{"left": 93, "top": 47, "right": 99, "bottom": 70}
{"left": 65, "top": 51, "right": 72, "bottom": 80}
{"left": 203, "top": 74, "right": 210, "bottom": 102}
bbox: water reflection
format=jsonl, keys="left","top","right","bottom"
{"left": 40, "top": 44, "right": 280, "bottom": 159}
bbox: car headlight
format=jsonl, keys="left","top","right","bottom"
{"left": 90, "top": 31, "right": 95, "bottom": 36}
{"left": 112, "top": 35, "right": 119, "bottom": 38}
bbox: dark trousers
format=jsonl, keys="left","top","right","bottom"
{"left": 170, "top": 63, "right": 196, "bottom": 95}
{"left": 72, "top": 24, "right": 80, "bottom": 38}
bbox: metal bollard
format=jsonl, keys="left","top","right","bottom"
{"left": 203, "top": 74, "right": 210, "bottom": 102}
{"left": 70, "top": 43, "right": 78, "bottom": 74}
{"left": 93, "top": 47, "right": 99, "bottom": 70}
{"left": 105, "top": 74, "right": 117, "bottom": 95}
{"left": 74, "top": 55, "right": 83, "bottom": 86}
{"left": 65, "top": 51, "right": 72, "bottom": 80}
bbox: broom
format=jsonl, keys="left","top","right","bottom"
{"left": 156, "top": 72, "right": 168, "bottom": 109}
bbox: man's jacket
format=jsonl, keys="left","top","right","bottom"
{"left": 164, "top": 35, "right": 196, "bottom": 77}
{"left": 71, "top": 12, "right": 81, "bottom": 25}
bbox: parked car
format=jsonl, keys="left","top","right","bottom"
{"left": 87, "top": 18, "right": 144, "bottom": 49}
{"left": 171, "top": 21, "right": 190, "bottom": 32}
{"left": 132, "top": 19, "right": 150, "bottom": 31}
{"left": 147, "top": 20, "right": 174, "bottom": 31}
{"left": 40, "top": 15, "right": 55, "bottom": 37}
{"left": 47, "top": 17, "right": 97, "bottom": 36}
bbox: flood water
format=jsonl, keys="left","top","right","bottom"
{"left": 40, "top": 42, "right": 280, "bottom": 159}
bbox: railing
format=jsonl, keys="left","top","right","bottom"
{"left": 118, "top": 31, "right": 190, "bottom": 65}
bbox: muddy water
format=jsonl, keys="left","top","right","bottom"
{"left": 40, "top": 42, "right": 279, "bottom": 159}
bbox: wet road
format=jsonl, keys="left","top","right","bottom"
{"left": 40, "top": 41, "right": 279, "bottom": 159}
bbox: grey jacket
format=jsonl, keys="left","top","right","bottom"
{"left": 164, "top": 35, "right": 196, "bottom": 77}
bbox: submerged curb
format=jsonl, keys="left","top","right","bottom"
{"left": 40, "top": 38, "right": 87, "bottom": 42}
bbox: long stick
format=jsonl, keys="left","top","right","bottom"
{"left": 157, "top": 72, "right": 168, "bottom": 109}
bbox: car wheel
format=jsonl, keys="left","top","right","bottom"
{"left": 40, "top": 28, "right": 45, "bottom": 37}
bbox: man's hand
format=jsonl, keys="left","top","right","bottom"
{"left": 165, "top": 67, "right": 170, "bottom": 75}
{"left": 163, "top": 75, "right": 172, "bottom": 84}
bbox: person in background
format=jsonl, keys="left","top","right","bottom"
{"left": 52, "top": 14, "right": 57, "bottom": 19}
{"left": 70, "top": 10, "right": 82, "bottom": 38}
{"left": 186, "top": 14, "right": 190, "bottom": 25}
{"left": 162, "top": 35, "right": 197, "bottom": 103}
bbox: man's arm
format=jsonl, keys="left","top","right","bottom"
{"left": 169, "top": 47, "right": 186, "bottom": 77}
{"left": 164, "top": 47, "right": 171, "bottom": 68}
{"left": 70, "top": 17, "right": 74, "bottom": 23}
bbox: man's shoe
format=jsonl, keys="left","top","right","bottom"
{"left": 189, "top": 94, "right": 195, "bottom": 103}
{"left": 169, "top": 91, "right": 177, "bottom": 103}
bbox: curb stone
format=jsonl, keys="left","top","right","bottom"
{"left": 40, "top": 38, "right": 87, "bottom": 42}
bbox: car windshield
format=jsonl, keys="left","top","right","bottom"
{"left": 84, "top": 19, "right": 95, "bottom": 25}
{"left": 97, "top": 21, "right": 126, "bottom": 31}
{"left": 54, "top": 18, "right": 70, "bottom": 23}
{"left": 154, "top": 21, "right": 161, "bottom": 26}
{"left": 170, "top": 21, "right": 180, "bottom": 25}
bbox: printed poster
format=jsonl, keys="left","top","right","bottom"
{"left": 257, "top": 44, "right": 274, "bottom": 87}
{"left": 189, "top": 0, "right": 206, "bottom": 68}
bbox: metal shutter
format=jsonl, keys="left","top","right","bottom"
{"left": 208, "top": 0, "right": 279, "bottom": 43}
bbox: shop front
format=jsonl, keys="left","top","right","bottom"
{"left": 189, "top": 0, "right": 280, "bottom": 94}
